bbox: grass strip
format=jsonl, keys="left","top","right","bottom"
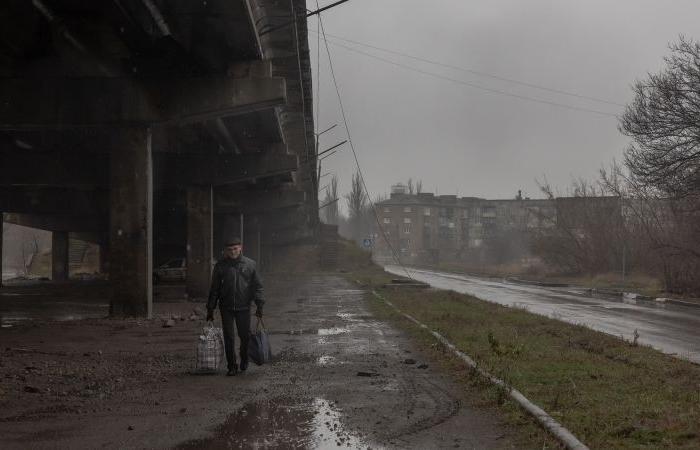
{"left": 374, "top": 289, "right": 589, "bottom": 450}
{"left": 367, "top": 284, "right": 700, "bottom": 449}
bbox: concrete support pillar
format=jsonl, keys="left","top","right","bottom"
{"left": 109, "top": 128, "right": 153, "bottom": 317}
{"left": 215, "top": 214, "right": 242, "bottom": 254}
{"left": 51, "top": 231, "right": 69, "bottom": 281}
{"left": 98, "top": 243, "right": 108, "bottom": 274}
{"left": 0, "top": 212, "right": 3, "bottom": 287}
{"left": 186, "top": 186, "right": 213, "bottom": 300}
{"left": 243, "top": 216, "right": 261, "bottom": 264}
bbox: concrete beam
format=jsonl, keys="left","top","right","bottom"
{"left": 109, "top": 128, "right": 153, "bottom": 318}
{"left": 163, "top": 76, "right": 286, "bottom": 126}
{"left": 214, "top": 189, "right": 306, "bottom": 214}
{"left": 0, "top": 150, "right": 296, "bottom": 188}
{"left": 51, "top": 231, "right": 69, "bottom": 281}
{"left": 257, "top": 205, "right": 311, "bottom": 228}
{"left": 0, "top": 152, "right": 108, "bottom": 187}
{"left": 186, "top": 186, "right": 213, "bottom": 300}
{"left": 0, "top": 78, "right": 153, "bottom": 130}
{"left": 4, "top": 213, "right": 106, "bottom": 232}
{"left": 264, "top": 227, "right": 315, "bottom": 247}
{"left": 157, "top": 152, "right": 298, "bottom": 187}
{"left": 0, "top": 187, "right": 107, "bottom": 214}
{"left": 0, "top": 76, "right": 286, "bottom": 130}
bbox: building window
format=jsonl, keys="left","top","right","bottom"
{"left": 403, "top": 224, "right": 412, "bottom": 234}
{"left": 404, "top": 217, "right": 412, "bottom": 224}
{"left": 383, "top": 217, "right": 391, "bottom": 224}
{"left": 383, "top": 207, "right": 391, "bottom": 213}
{"left": 424, "top": 208, "right": 431, "bottom": 216}
{"left": 403, "top": 206, "right": 412, "bottom": 213}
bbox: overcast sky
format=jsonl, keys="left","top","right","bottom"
{"left": 308, "top": 0, "right": 700, "bottom": 205}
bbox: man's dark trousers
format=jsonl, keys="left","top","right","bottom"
{"left": 220, "top": 309, "right": 250, "bottom": 370}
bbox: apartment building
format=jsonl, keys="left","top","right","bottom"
{"left": 374, "top": 184, "right": 557, "bottom": 264}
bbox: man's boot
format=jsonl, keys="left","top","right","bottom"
{"left": 226, "top": 365, "right": 238, "bottom": 376}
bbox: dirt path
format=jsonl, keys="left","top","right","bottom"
{"left": 0, "top": 274, "right": 528, "bottom": 449}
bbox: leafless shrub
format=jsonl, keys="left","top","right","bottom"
{"left": 531, "top": 178, "right": 624, "bottom": 275}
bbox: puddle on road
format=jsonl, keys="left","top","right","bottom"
{"left": 178, "top": 397, "right": 373, "bottom": 449}
{"left": 317, "top": 355, "right": 343, "bottom": 366}
{"left": 318, "top": 327, "right": 350, "bottom": 336}
{"left": 283, "top": 327, "right": 351, "bottom": 336}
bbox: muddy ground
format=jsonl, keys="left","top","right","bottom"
{"left": 0, "top": 274, "right": 533, "bottom": 449}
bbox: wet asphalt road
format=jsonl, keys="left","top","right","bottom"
{"left": 385, "top": 265, "right": 700, "bottom": 364}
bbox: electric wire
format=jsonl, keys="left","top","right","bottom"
{"left": 318, "top": 38, "right": 619, "bottom": 118}
{"left": 309, "top": 29, "right": 626, "bottom": 108}
{"left": 317, "top": 12, "right": 414, "bottom": 281}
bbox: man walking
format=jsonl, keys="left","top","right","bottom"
{"left": 206, "top": 237, "right": 264, "bottom": 376}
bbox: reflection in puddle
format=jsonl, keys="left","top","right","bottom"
{"left": 285, "top": 328, "right": 351, "bottom": 336}
{"left": 317, "top": 327, "right": 350, "bottom": 336}
{"left": 317, "top": 355, "right": 343, "bottom": 366}
{"left": 178, "top": 397, "right": 373, "bottom": 449}
{"left": 336, "top": 313, "right": 362, "bottom": 323}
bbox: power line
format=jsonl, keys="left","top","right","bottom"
{"left": 317, "top": 11, "right": 414, "bottom": 280}
{"left": 309, "top": 28, "right": 626, "bottom": 108}
{"left": 315, "top": 37, "right": 619, "bottom": 118}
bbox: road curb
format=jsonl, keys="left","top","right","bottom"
{"left": 654, "top": 297, "right": 700, "bottom": 309}
{"left": 371, "top": 290, "right": 589, "bottom": 450}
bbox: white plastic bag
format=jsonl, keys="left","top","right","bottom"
{"left": 196, "top": 323, "right": 224, "bottom": 373}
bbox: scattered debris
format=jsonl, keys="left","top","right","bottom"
{"left": 23, "top": 385, "right": 40, "bottom": 393}
{"left": 162, "top": 319, "right": 176, "bottom": 328}
{"left": 403, "top": 358, "right": 416, "bottom": 364}
{"left": 417, "top": 364, "right": 429, "bottom": 369}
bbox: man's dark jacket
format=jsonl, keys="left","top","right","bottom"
{"left": 207, "top": 256, "right": 264, "bottom": 313}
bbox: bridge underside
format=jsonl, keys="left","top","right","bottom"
{"left": 0, "top": 0, "right": 318, "bottom": 316}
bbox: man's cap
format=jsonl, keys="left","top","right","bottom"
{"left": 225, "top": 237, "right": 242, "bottom": 246}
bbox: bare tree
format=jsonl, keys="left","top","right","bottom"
{"left": 345, "top": 171, "right": 367, "bottom": 241}
{"left": 20, "top": 231, "right": 39, "bottom": 276}
{"left": 416, "top": 179, "right": 423, "bottom": 194}
{"left": 616, "top": 36, "right": 700, "bottom": 293}
{"left": 407, "top": 178, "right": 414, "bottom": 195}
{"left": 619, "top": 36, "right": 700, "bottom": 198}
{"left": 602, "top": 162, "right": 700, "bottom": 293}
{"left": 532, "top": 179, "right": 624, "bottom": 275}
{"left": 322, "top": 175, "right": 339, "bottom": 225}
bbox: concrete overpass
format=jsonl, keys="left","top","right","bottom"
{"left": 0, "top": 0, "right": 318, "bottom": 316}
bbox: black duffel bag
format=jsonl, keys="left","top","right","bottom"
{"left": 249, "top": 318, "right": 272, "bottom": 365}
